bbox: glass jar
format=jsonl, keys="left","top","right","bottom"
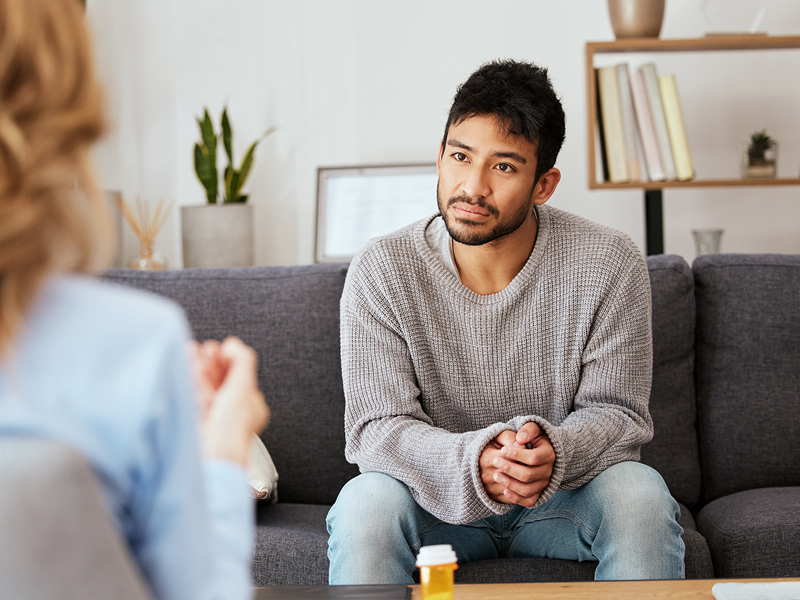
{"left": 130, "top": 241, "right": 166, "bottom": 270}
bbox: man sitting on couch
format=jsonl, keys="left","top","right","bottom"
{"left": 326, "top": 59, "right": 684, "bottom": 583}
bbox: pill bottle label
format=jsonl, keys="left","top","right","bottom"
{"left": 420, "top": 563, "right": 457, "bottom": 600}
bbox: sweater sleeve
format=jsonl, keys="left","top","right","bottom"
{"left": 510, "top": 247, "right": 654, "bottom": 506}
{"left": 340, "top": 250, "right": 514, "bottom": 525}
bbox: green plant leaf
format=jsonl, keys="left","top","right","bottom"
{"left": 224, "top": 165, "right": 241, "bottom": 203}
{"left": 237, "top": 140, "right": 259, "bottom": 193}
{"left": 261, "top": 125, "right": 278, "bottom": 140}
{"left": 230, "top": 171, "right": 240, "bottom": 199}
{"left": 199, "top": 109, "right": 216, "bottom": 157}
{"left": 194, "top": 143, "right": 217, "bottom": 204}
{"left": 194, "top": 108, "right": 218, "bottom": 203}
{"left": 224, "top": 164, "right": 233, "bottom": 188}
{"left": 221, "top": 107, "right": 233, "bottom": 164}
{"left": 749, "top": 129, "right": 774, "bottom": 152}
{"left": 193, "top": 143, "right": 204, "bottom": 189}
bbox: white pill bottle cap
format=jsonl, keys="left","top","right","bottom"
{"left": 416, "top": 544, "right": 458, "bottom": 567}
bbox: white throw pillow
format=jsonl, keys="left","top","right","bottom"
{"left": 247, "top": 434, "right": 278, "bottom": 502}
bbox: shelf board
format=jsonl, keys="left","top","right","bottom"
{"left": 586, "top": 35, "right": 800, "bottom": 54}
{"left": 589, "top": 177, "right": 800, "bottom": 190}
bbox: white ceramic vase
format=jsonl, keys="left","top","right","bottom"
{"left": 181, "top": 203, "right": 254, "bottom": 268}
{"left": 607, "top": 0, "right": 665, "bottom": 39}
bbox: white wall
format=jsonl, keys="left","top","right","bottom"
{"left": 86, "top": 0, "right": 800, "bottom": 267}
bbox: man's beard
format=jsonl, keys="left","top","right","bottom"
{"left": 436, "top": 180, "right": 533, "bottom": 247}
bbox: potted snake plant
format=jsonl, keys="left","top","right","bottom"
{"left": 181, "top": 106, "right": 275, "bottom": 268}
{"left": 742, "top": 129, "right": 777, "bottom": 178}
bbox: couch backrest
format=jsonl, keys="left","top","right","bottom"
{"left": 640, "top": 254, "right": 702, "bottom": 510}
{"left": 105, "top": 256, "right": 710, "bottom": 509}
{"left": 103, "top": 265, "right": 359, "bottom": 505}
{"left": 694, "top": 254, "right": 800, "bottom": 503}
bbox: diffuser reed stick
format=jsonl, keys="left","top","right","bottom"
{"left": 116, "top": 195, "right": 174, "bottom": 270}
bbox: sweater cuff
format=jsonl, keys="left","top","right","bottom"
{"left": 469, "top": 423, "right": 518, "bottom": 519}
{"left": 510, "top": 416, "right": 568, "bottom": 508}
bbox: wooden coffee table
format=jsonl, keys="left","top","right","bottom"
{"left": 409, "top": 578, "right": 800, "bottom": 599}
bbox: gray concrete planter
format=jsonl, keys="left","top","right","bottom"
{"left": 181, "top": 203, "right": 254, "bottom": 268}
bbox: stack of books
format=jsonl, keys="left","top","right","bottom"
{"left": 595, "top": 62, "right": 695, "bottom": 184}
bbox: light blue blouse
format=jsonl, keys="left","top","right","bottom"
{"left": 0, "top": 275, "right": 254, "bottom": 600}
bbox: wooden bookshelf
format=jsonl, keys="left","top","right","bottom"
{"left": 585, "top": 36, "right": 800, "bottom": 253}
{"left": 592, "top": 177, "right": 800, "bottom": 190}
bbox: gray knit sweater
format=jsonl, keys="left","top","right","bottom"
{"left": 340, "top": 204, "right": 653, "bottom": 525}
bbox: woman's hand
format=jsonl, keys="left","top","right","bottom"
{"left": 190, "top": 337, "right": 270, "bottom": 466}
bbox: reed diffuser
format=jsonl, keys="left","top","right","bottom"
{"left": 116, "top": 196, "right": 173, "bottom": 270}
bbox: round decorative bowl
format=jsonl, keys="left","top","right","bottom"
{"left": 608, "top": 0, "right": 665, "bottom": 38}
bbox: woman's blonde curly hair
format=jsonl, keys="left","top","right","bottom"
{"left": 0, "top": 0, "right": 111, "bottom": 357}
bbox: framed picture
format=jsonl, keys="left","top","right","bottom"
{"left": 315, "top": 163, "right": 438, "bottom": 263}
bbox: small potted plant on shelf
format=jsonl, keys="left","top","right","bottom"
{"left": 181, "top": 106, "right": 275, "bottom": 268}
{"left": 742, "top": 129, "right": 777, "bottom": 178}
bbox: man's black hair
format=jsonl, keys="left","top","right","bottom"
{"left": 443, "top": 59, "right": 566, "bottom": 183}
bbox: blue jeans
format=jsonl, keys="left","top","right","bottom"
{"left": 326, "top": 461, "right": 684, "bottom": 583}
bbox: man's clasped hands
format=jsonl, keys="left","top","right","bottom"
{"left": 480, "top": 422, "right": 555, "bottom": 508}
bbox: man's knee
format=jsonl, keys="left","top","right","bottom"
{"left": 327, "top": 472, "right": 418, "bottom": 535}
{"left": 593, "top": 462, "right": 680, "bottom": 528}
{"left": 588, "top": 462, "right": 684, "bottom": 579}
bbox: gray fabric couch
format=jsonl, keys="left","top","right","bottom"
{"left": 102, "top": 252, "right": 800, "bottom": 585}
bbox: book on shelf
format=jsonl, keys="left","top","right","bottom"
{"left": 594, "top": 75, "right": 610, "bottom": 182}
{"left": 615, "top": 64, "right": 643, "bottom": 182}
{"left": 658, "top": 74, "right": 695, "bottom": 181}
{"left": 596, "top": 65, "right": 629, "bottom": 183}
{"left": 630, "top": 67, "right": 666, "bottom": 181}
{"left": 639, "top": 63, "right": 677, "bottom": 181}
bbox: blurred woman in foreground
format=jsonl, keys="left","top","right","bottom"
{"left": 0, "top": 0, "right": 269, "bottom": 598}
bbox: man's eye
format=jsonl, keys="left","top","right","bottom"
{"left": 453, "top": 152, "right": 467, "bottom": 162}
{"left": 497, "top": 163, "right": 515, "bottom": 172}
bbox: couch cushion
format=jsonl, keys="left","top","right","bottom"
{"left": 640, "top": 255, "right": 701, "bottom": 510}
{"left": 693, "top": 254, "right": 800, "bottom": 502}
{"left": 251, "top": 503, "right": 331, "bottom": 585}
{"left": 677, "top": 504, "right": 715, "bottom": 580}
{"left": 249, "top": 502, "right": 712, "bottom": 585}
{"left": 103, "top": 266, "right": 359, "bottom": 505}
{"left": 697, "top": 487, "right": 800, "bottom": 578}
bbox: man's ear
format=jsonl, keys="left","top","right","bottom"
{"left": 533, "top": 168, "right": 561, "bottom": 205}
{"left": 436, "top": 141, "right": 444, "bottom": 173}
